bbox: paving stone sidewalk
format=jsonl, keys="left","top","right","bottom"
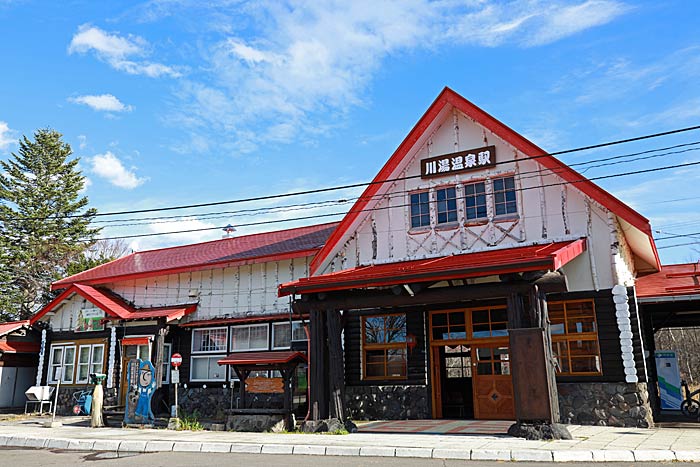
{"left": 1, "top": 417, "right": 700, "bottom": 462}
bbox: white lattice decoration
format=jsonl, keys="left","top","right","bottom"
{"left": 107, "top": 325, "right": 117, "bottom": 388}
{"left": 36, "top": 329, "right": 46, "bottom": 386}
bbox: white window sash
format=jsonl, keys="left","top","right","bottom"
{"left": 191, "top": 326, "right": 228, "bottom": 354}
{"left": 189, "top": 354, "right": 226, "bottom": 382}
{"left": 61, "top": 345, "right": 76, "bottom": 384}
{"left": 162, "top": 343, "right": 171, "bottom": 384}
{"left": 272, "top": 321, "right": 308, "bottom": 350}
{"left": 230, "top": 323, "right": 269, "bottom": 352}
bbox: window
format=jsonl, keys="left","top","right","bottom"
{"left": 48, "top": 345, "right": 76, "bottom": 384}
{"left": 410, "top": 191, "right": 430, "bottom": 228}
{"left": 436, "top": 187, "right": 457, "bottom": 224}
{"left": 475, "top": 347, "right": 510, "bottom": 375}
{"left": 431, "top": 311, "right": 467, "bottom": 341}
{"left": 362, "top": 314, "right": 407, "bottom": 380}
{"left": 493, "top": 176, "right": 517, "bottom": 216}
{"left": 444, "top": 345, "right": 472, "bottom": 379}
{"left": 192, "top": 327, "right": 228, "bottom": 353}
{"left": 162, "top": 343, "right": 171, "bottom": 384}
{"left": 548, "top": 300, "right": 602, "bottom": 375}
{"left": 231, "top": 324, "right": 269, "bottom": 351}
{"left": 76, "top": 344, "right": 105, "bottom": 384}
{"left": 272, "top": 321, "right": 308, "bottom": 350}
{"left": 464, "top": 182, "right": 487, "bottom": 220}
{"left": 471, "top": 307, "right": 508, "bottom": 338}
{"left": 191, "top": 355, "right": 227, "bottom": 381}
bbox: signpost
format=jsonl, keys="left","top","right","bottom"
{"left": 171, "top": 353, "right": 182, "bottom": 424}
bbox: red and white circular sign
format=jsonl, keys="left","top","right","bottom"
{"left": 171, "top": 353, "right": 183, "bottom": 367}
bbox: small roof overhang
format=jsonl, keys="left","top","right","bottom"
{"left": 218, "top": 351, "right": 308, "bottom": 366}
{"left": 0, "top": 341, "right": 40, "bottom": 354}
{"left": 280, "top": 239, "right": 586, "bottom": 296}
{"left": 181, "top": 313, "right": 308, "bottom": 328}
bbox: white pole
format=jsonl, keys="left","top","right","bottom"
{"left": 51, "top": 367, "right": 61, "bottom": 422}
{"left": 175, "top": 382, "right": 178, "bottom": 419}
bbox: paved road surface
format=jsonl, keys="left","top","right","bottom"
{"left": 0, "top": 447, "right": 676, "bottom": 466}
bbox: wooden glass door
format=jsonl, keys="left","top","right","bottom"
{"left": 119, "top": 343, "right": 150, "bottom": 405}
{"left": 472, "top": 345, "right": 515, "bottom": 420}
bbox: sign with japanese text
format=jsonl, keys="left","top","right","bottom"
{"left": 420, "top": 145, "right": 496, "bottom": 179}
{"left": 245, "top": 377, "right": 284, "bottom": 394}
{"left": 171, "top": 368, "right": 180, "bottom": 384}
{"left": 75, "top": 307, "right": 105, "bottom": 332}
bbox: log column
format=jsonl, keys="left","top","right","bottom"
{"left": 326, "top": 309, "right": 345, "bottom": 421}
{"left": 309, "top": 309, "right": 329, "bottom": 420}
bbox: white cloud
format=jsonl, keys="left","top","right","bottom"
{"left": 167, "top": 0, "right": 626, "bottom": 153}
{"left": 69, "top": 94, "right": 133, "bottom": 112}
{"left": 77, "top": 135, "right": 88, "bottom": 150}
{"left": 0, "top": 121, "right": 16, "bottom": 152}
{"left": 68, "top": 24, "right": 181, "bottom": 78}
{"left": 89, "top": 151, "right": 148, "bottom": 189}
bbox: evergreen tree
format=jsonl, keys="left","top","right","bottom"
{"left": 0, "top": 129, "right": 100, "bottom": 320}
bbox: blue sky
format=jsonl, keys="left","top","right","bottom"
{"left": 0, "top": 0, "right": 699, "bottom": 263}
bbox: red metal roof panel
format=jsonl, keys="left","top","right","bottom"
{"left": 0, "top": 341, "right": 40, "bottom": 353}
{"left": 280, "top": 239, "right": 586, "bottom": 296}
{"left": 52, "top": 222, "right": 338, "bottom": 289}
{"left": 0, "top": 320, "right": 30, "bottom": 338}
{"left": 218, "top": 351, "right": 307, "bottom": 366}
{"left": 636, "top": 262, "right": 700, "bottom": 298}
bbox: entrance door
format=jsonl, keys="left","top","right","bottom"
{"left": 119, "top": 343, "right": 150, "bottom": 405}
{"left": 472, "top": 346, "right": 515, "bottom": 420}
{"left": 434, "top": 345, "right": 473, "bottom": 419}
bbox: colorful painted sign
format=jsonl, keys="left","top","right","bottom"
{"left": 75, "top": 307, "right": 105, "bottom": 332}
{"left": 124, "top": 359, "right": 157, "bottom": 425}
{"left": 655, "top": 350, "right": 683, "bottom": 410}
{"left": 421, "top": 145, "right": 496, "bottom": 179}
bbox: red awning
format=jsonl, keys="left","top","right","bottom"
{"left": 279, "top": 239, "right": 586, "bottom": 296}
{"left": 121, "top": 337, "right": 150, "bottom": 346}
{"left": 218, "top": 351, "right": 308, "bottom": 366}
{"left": 0, "top": 341, "right": 40, "bottom": 353}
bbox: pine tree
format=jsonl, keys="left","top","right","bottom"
{"left": 0, "top": 129, "right": 100, "bottom": 320}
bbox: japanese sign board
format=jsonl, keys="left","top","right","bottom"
{"left": 171, "top": 353, "right": 182, "bottom": 367}
{"left": 171, "top": 368, "right": 180, "bottom": 384}
{"left": 245, "top": 377, "right": 284, "bottom": 394}
{"left": 75, "top": 307, "right": 105, "bottom": 332}
{"left": 420, "top": 145, "right": 496, "bottom": 179}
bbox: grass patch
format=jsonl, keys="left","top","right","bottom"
{"left": 177, "top": 411, "right": 204, "bottom": 431}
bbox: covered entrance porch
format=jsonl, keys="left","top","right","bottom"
{"left": 279, "top": 240, "right": 586, "bottom": 427}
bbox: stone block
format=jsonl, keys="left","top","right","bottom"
{"left": 510, "top": 450, "right": 553, "bottom": 462}
{"left": 395, "top": 447, "right": 433, "bottom": 458}
{"left": 67, "top": 439, "right": 95, "bottom": 451}
{"left": 360, "top": 446, "right": 396, "bottom": 457}
{"left": 591, "top": 450, "right": 635, "bottom": 462}
{"left": 674, "top": 451, "right": 700, "bottom": 462}
{"left": 92, "top": 440, "right": 121, "bottom": 452}
{"left": 326, "top": 446, "right": 361, "bottom": 456}
{"left": 45, "top": 438, "right": 71, "bottom": 449}
{"left": 0, "top": 435, "right": 10, "bottom": 446}
{"left": 201, "top": 442, "right": 232, "bottom": 453}
{"left": 633, "top": 450, "right": 675, "bottom": 462}
{"left": 144, "top": 440, "right": 175, "bottom": 452}
{"left": 432, "top": 448, "right": 471, "bottom": 460}
{"left": 7, "top": 436, "right": 27, "bottom": 447}
{"left": 229, "top": 444, "right": 262, "bottom": 454}
{"left": 118, "top": 440, "right": 147, "bottom": 452}
{"left": 292, "top": 445, "right": 326, "bottom": 455}
{"left": 227, "top": 414, "right": 286, "bottom": 432}
{"left": 471, "top": 449, "right": 511, "bottom": 461}
{"left": 261, "top": 444, "right": 294, "bottom": 455}
{"left": 172, "top": 441, "right": 202, "bottom": 452}
{"left": 23, "top": 438, "right": 47, "bottom": 448}
{"left": 552, "top": 450, "right": 593, "bottom": 462}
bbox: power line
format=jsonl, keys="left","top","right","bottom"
{"left": 92, "top": 159, "right": 700, "bottom": 241}
{"left": 658, "top": 241, "right": 700, "bottom": 250}
{"left": 6, "top": 124, "right": 700, "bottom": 223}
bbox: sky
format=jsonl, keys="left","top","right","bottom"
{"left": 0, "top": 0, "right": 699, "bottom": 264}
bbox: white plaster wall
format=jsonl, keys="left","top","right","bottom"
{"left": 321, "top": 108, "right": 620, "bottom": 292}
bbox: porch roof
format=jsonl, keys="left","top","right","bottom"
{"left": 279, "top": 238, "right": 586, "bottom": 296}
{"left": 0, "top": 320, "right": 30, "bottom": 338}
{"left": 218, "top": 350, "right": 307, "bottom": 366}
{"left": 0, "top": 341, "right": 40, "bottom": 353}
{"left": 636, "top": 262, "right": 700, "bottom": 300}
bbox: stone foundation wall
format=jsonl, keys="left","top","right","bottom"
{"left": 558, "top": 382, "right": 654, "bottom": 428}
{"left": 345, "top": 385, "right": 431, "bottom": 420}
{"left": 51, "top": 386, "right": 117, "bottom": 416}
{"left": 175, "top": 387, "right": 286, "bottom": 421}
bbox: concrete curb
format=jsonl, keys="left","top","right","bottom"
{"left": 0, "top": 434, "right": 698, "bottom": 462}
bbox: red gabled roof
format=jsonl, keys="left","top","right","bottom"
{"left": 0, "top": 341, "right": 40, "bottom": 353}
{"left": 0, "top": 320, "right": 30, "bottom": 338}
{"left": 218, "top": 350, "right": 307, "bottom": 366}
{"left": 281, "top": 239, "right": 586, "bottom": 296}
{"left": 31, "top": 283, "right": 196, "bottom": 324}
{"left": 52, "top": 222, "right": 338, "bottom": 290}
{"left": 636, "top": 262, "right": 700, "bottom": 298}
{"left": 310, "top": 87, "right": 659, "bottom": 275}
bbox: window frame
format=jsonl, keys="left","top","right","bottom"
{"left": 48, "top": 344, "right": 77, "bottom": 384}
{"left": 464, "top": 180, "right": 488, "bottom": 221}
{"left": 76, "top": 343, "right": 105, "bottom": 384}
{"left": 492, "top": 176, "right": 518, "bottom": 217}
{"left": 435, "top": 186, "right": 458, "bottom": 225}
{"left": 189, "top": 354, "right": 227, "bottom": 382}
{"left": 361, "top": 313, "right": 408, "bottom": 381}
{"left": 191, "top": 326, "right": 229, "bottom": 354}
{"left": 548, "top": 299, "right": 602, "bottom": 376}
{"left": 230, "top": 323, "right": 270, "bottom": 352}
{"left": 271, "top": 321, "right": 308, "bottom": 350}
{"left": 409, "top": 190, "right": 431, "bottom": 229}
{"left": 162, "top": 343, "right": 172, "bottom": 384}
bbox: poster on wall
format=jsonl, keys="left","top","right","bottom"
{"left": 655, "top": 350, "right": 683, "bottom": 410}
{"left": 75, "top": 307, "right": 105, "bottom": 332}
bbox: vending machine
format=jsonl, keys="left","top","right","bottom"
{"left": 654, "top": 350, "right": 683, "bottom": 410}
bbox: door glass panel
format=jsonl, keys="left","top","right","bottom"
{"left": 124, "top": 345, "right": 138, "bottom": 359}
{"left": 137, "top": 344, "right": 150, "bottom": 360}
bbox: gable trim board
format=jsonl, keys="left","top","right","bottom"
{"left": 309, "top": 87, "right": 659, "bottom": 277}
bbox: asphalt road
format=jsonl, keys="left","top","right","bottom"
{"left": 0, "top": 447, "right": 678, "bottom": 466}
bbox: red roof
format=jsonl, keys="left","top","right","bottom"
{"left": 280, "top": 239, "right": 586, "bottom": 296}
{"left": 0, "top": 341, "right": 40, "bottom": 353}
{"left": 0, "top": 320, "right": 30, "bottom": 338}
{"left": 636, "top": 262, "right": 700, "bottom": 298}
{"left": 218, "top": 350, "right": 308, "bottom": 366}
{"left": 310, "top": 87, "right": 659, "bottom": 275}
{"left": 31, "top": 284, "right": 197, "bottom": 324}
{"left": 52, "top": 222, "right": 338, "bottom": 289}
